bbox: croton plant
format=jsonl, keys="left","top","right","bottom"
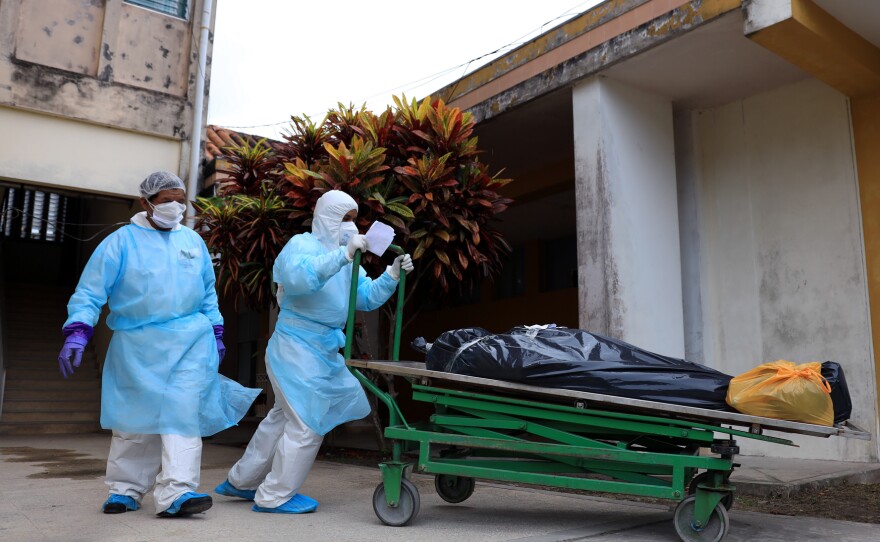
{"left": 194, "top": 95, "right": 513, "bottom": 332}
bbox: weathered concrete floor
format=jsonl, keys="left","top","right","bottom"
{"left": 1, "top": 434, "right": 877, "bottom": 542}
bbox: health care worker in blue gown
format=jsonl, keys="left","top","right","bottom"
{"left": 215, "top": 190, "right": 414, "bottom": 514}
{"left": 57, "top": 172, "right": 260, "bottom": 518}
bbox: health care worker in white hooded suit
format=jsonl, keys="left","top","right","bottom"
{"left": 57, "top": 172, "right": 259, "bottom": 517}
{"left": 215, "top": 190, "right": 413, "bottom": 514}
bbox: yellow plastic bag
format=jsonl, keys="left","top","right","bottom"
{"left": 726, "top": 360, "right": 834, "bottom": 426}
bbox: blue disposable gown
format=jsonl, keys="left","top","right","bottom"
{"left": 65, "top": 222, "right": 259, "bottom": 437}
{"left": 270, "top": 232, "right": 398, "bottom": 435}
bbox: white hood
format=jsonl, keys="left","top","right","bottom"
{"left": 311, "top": 190, "right": 358, "bottom": 250}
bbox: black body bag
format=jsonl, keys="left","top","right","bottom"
{"left": 420, "top": 326, "right": 733, "bottom": 410}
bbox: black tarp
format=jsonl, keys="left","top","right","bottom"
{"left": 419, "top": 326, "right": 733, "bottom": 410}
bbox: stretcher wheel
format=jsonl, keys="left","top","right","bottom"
{"left": 688, "top": 472, "right": 734, "bottom": 510}
{"left": 434, "top": 474, "right": 475, "bottom": 503}
{"left": 673, "top": 496, "right": 729, "bottom": 542}
{"left": 372, "top": 478, "right": 420, "bottom": 526}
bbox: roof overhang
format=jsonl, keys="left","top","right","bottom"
{"left": 437, "top": 0, "right": 743, "bottom": 122}
{"left": 437, "top": 0, "right": 880, "bottom": 121}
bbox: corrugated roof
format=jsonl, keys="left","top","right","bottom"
{"left": 204, "top": 125, "right": 284, "bottom": 161}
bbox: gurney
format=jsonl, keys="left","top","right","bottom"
{"left": 343, "top": 248, "right": 871, "bottom": 541}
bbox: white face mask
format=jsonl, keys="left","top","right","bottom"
{"left": 339, "top": 221, "right": 358, "bottom": 246}
{"left": 149, "top": 201, "right": 186, "bottom": 229}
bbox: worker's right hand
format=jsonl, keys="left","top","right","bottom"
{"left": 345, "top": 234, "right": 370, "bottom": 261}
{"left": 58, "top": 336, "right": 88, "bottom": 379}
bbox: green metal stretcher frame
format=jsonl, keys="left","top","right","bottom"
{"left": 340, "top": 246, "right": 861, "bottom": 534}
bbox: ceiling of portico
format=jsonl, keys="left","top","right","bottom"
{"left": 813, "top": 0, "right": 880, "bottom": 49}
{"left": 602, "top": 10, "right": 810, "bottom": 110}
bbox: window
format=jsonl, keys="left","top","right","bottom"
{"left": 496, "top": 244, "right": 526, "bottom": 299}
{"left": 541, "top": 234, "right": 578, "bottom": 292}
{"left": 0, "top": 187, "right": 68, "bottom": 243}
{"left": 450, "top": 283, "right": 481, "bottom": 307}
{"left": 125, "top": 0, "right": 188, "bottom": 19}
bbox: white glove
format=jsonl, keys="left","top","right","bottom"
{"left": 387, "top": 254, "right": 414, "bottom": 280}
{"left": 345, "top": 234, "right": 369, "bottom": 261}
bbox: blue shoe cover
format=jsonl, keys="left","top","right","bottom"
{"left": 215, "top": 479, "right": 256, "bottom": 501}
{"left": 158, "top": 492, "right": 213, "bottom": 517}
{"left": 252, "top": 494, "right": 318, "bottom": 514}
{"left": 102, "top": 494, "right": 139, "bottom": 513}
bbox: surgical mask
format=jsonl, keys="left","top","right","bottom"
{"left": 149, "top": 201, "right": 186, "bottom": 229}
{"left": 339, "top": 222, "right": 358, "bottom": 246}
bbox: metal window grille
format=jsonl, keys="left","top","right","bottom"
{"left": 1, "top": 188, "right": 14, "bottom": 237}
{"left": 19, "top": 189, "right": 31, "bottom": 239}
{"left": 125, "top": 0, "right": 188, "bottom": 19}
{"left": 46, "top": 193, "right": 61, "bottom": 242}
{"left": 29, "top": 191, "right": 45, "bottom": 239}
{"left": 0, "top": 187, "right": 68, "bottom": 243}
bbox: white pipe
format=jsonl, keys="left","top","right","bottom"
{"left": 186, "top": 0, "right": 214, "bottom": 226}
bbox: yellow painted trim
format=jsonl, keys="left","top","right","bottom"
{"left": 436, "top": 0, "right": 637, "bottom": 103}
{"left": 853, "top": 91, "right": 880, "bottom": 420}
{"left": 447, "top": 0, "right": 740, "bottom": 111}
{"left": 749, "top": 0, "right": 880, "bottom": 97}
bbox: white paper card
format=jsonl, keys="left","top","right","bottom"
{"left": 365, "top": 221, "right": 395, "bottom": 256}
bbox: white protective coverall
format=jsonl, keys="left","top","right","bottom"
{"left": 65, "top": 211, "right": 258, "bottom": 513}
{"left": 227, "top": 191, "right": 399, "bottom": 509}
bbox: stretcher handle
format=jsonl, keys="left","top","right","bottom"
{"left": 344, "top": 245, "right": 411, "bottom": 436}
{"left": 343, "top": 244, "right": 405, "bottom": 361}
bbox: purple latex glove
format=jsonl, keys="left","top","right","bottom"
{"left": 59, "top": 323, "right": 94, "bottom": 379}
{"left": 213, "top": 325, "right": 226, "bottom": 362}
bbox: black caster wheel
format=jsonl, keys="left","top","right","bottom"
{"left": 434, "top": 474, "right": 475, "bottom": 503}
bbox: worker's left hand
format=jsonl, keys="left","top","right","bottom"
{"left": 216, "top": 337, "right": 226, "bottom": 362}
{"left": 213, "top": 325, "right": 226, "bottom": 362}
{"left": 388, "top": 254, "right": 414, "bottom": 281}
{"left": 58, "top": 337, "right": 87, "bottom": 379}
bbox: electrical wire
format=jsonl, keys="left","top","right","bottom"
{"left": 0, "top": 206, "right": 129, "bottom": 243}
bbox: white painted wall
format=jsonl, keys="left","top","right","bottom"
{"left": 674, "top": 110, "right": 710, "bottom": 364}
{"left": 681, "top": 78, "right": 878, "bottom": 461}
{"left": 573, "top": 77, "right": 685, "bottom": 358}
{"left": 0, "top": 107, "right": 181, "bottom": 197}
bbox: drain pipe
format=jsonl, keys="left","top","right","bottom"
{"left": 186, "top": 0, "right": 214, "bottom": 225}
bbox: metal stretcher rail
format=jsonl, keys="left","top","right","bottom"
{"left": 346, "top": 359, "right": 871, "bottom": 441}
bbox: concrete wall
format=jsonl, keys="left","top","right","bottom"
{"left": 0, "top": 195, "right": 7, "bottom": 416}
{"left": 0, "top": 107, "right": 181, "bottom": 197}
{"left": 573, "top": 77, "right": 685, "bottom": 358}
{"left": 14, "top": 0, "right": 106, "bottom": 76}
{"left": 0, "top": 0, "right": 215, "bottom": 195}
{"left": 674, "top": 110, "right": 709, "bottom": 364}
{"left": 852, "top": 90, "right": 880, "bottom": 445}
{"left": 112, "top": 2, "right": 193, "bottom": 96}
{"left": 679, "top": 78, "right": 878, "bottom": 460}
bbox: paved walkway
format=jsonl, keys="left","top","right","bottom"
{"left": 731, "top": 454, "right": 880, "bottom": 497}
{"left": 0, "top": 434, "right": 877, "bottom": 542}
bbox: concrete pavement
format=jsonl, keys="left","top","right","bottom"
{"left": 730, "top": 455, "right": 880, "bottom": 497}
{"left": 1, "top": 433, "right": 877, "bottom": 542}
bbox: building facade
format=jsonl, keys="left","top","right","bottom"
{"left": 0, "top": 0, "right": 215, "bottom": 434}
{"left": 419, "top": 0, "right": 880, "bottom": 462}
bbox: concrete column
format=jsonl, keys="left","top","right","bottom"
{"left": 673, "top": 110, "right": 708, "bottom": 365}
{"left": 572, "top": 77, "right": 684, "bottom": 357}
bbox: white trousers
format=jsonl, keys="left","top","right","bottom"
{"left": 105, "top": 431, "right": 202, "bottom": 514}
{"left": 227, "top": 368, "right": 323, "bottom": 508}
